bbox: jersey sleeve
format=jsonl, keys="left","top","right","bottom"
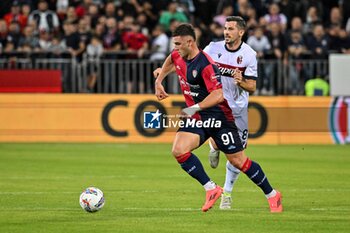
{"left": 244, "top": 51, "right": 258, "bottom": 80}
{"left": 203, "top": 42, "right": 212, "bottom": 54}
{"left": 170, "top": 50, "right": 179, "bottom": 63}
{"left": 201, "top": 64, "right": 222, "bottom": 92}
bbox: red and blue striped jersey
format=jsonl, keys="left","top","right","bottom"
{"left": 171, "top": 50, "right": 234, "bottom": 121}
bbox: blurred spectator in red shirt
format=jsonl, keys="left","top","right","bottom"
{"left": 122, "top": 22, "right": 148, "bottom": 58}
{"left": 21, "top": 3, "right": 31, "bottom": 20}
{"left": 74, "top": 0, "right": 96, "bottom": 19}
{"left": 4, "top": 1, "right": 27, "bottom": 31}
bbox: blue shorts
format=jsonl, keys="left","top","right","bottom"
{"left": 177, "top": 118, "right": 243, "bottom": 154}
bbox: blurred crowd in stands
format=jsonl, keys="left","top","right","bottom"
{"left": 0, "top": 0, "right": 350, "bottom": 95}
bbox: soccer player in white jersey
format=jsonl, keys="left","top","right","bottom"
{"left": 203, "top": 16, "right": 257, "bottom": 209}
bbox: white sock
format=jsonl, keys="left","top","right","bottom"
{"left": 203, "top": 180, "right": 216, "bottom": 191}
{"left": 208, "top": 140, "right": 218, "bottom": 153}
{"left": 265, "top": 189, "right": 277, "bottom": 199}
{"left": 223, "top": 161, "right": 240, "bottom": 194}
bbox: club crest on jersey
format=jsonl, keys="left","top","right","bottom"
{"left": 192, "top": 70, "right": 198, "bottom": 78}
{"left": 237, "top": 55, "right": 243, "bottom": 64}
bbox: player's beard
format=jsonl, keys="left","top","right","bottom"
{"left": 179, "top": 48, "right": 191, "bottom": 59}
{"left": 225, "top": 37, "right": 235, "bottom": 46}
{"left": 178, "top": 50, "right": 186, "bottom": 58}
{"left": 225, "top": 36, "right": 240, "bottom": 48}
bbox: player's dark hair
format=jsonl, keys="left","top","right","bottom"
{"left": 226, "top": 16, "right": 246, "bottom": 30}
{"left": 172, "top": 23, "right": 196, "bottom": 40}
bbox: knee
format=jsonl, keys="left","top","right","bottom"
{"left": 226, "top": 152, "right": 246, "bottom": 170}
{"left": 227, "top": 157, "right": 242, "bottom": 169}
{"left": 226, "top": 160, "right": 241, "bottom": 173}
{"left": 171, "top": 144, "right": 186, "bottom": 158}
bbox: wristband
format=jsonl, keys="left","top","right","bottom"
{"left": 182, "top": 104, "right": 201, "bottom": 116}
{"left": 189, "top": 104, "right": 201, "bottom": 111}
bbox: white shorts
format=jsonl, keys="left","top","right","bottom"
{"left": 234, "top": 109, "right": 248, "bottom": 148}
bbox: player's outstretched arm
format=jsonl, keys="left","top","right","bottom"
{"left": 182, "top": 89, "right": 224, "bottom": 117}
{"left": 155, "top": 55, "right": 173, "bottom": 101}
{"left": 153, "top": 65, "right": 176, "bottom": 79}
{"left": 198, "top": 88, "right": 224, "bottom": 109}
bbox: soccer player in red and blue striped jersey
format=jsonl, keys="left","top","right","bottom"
{"left": 155, "top": 23, "right": 282, "bottom": 212}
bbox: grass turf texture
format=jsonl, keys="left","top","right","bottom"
{"left": 0, "top": 144, "right": 349, "bottom": 233}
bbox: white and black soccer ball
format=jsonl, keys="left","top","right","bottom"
{"left": 79, "top": 187, "right": 105, "bottom": 212}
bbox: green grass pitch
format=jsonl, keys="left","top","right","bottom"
{"left": 0, "top": 143, "right": 349, "bottom": 233}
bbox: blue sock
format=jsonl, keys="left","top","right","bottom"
{"left": 179, "top": 153, "right": 210, "bottom": 185}
{"left": 243, "top": 159, "right": 273, "bottom": 195}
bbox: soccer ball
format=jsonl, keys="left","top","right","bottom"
{"left": 79, "top": 187, "right": 105, "bottom": 212}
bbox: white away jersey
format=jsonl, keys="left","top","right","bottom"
{"left": 204, "top": 41, "right": 257, "bottom": 116}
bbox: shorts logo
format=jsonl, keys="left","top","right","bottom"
{"left": 329, "top": 97, "right": 350, "bottom": 144}
{"left": 143, "top": 110, "right": 162, "bottom": 129}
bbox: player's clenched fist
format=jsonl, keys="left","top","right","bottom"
{"left": 233, "top": 68, "right": 243, "bottom": 85}
{"left": 155, "top": 82, "right": 169, "bottom": 101}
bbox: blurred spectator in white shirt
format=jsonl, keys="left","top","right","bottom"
{"left": 150, "top": 24, "right": 169, "bottom": 61}
{"left": 28, "top": 0, "right": 59, "bottom": 33}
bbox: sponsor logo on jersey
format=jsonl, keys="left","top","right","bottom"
{"left": 216, "top": 63, "right": 235, "bottom": 76}
{"left": 237, "top": 55, "right": 243, "bottom": 64}
{"left": 218, "top": 53, "right": 222, "bottom": 58}
{"left": 179, "top": 78, "right": 200, "bottom": 89}
{"left": 184, "top": 90, "right": 199, "bottom": 97}
{"left": 217, "top": 66, "right": 235, "bottom": 76}
{"left": 211, "top": 74, "right": 220, "bottom": 81}
{"left": 216, "top": 62, "right": 245, "bottom": 77}
{"left": 180, "top": 78, "right": 186, "bottom": 86}
{"left": 329, "top": 97, "right": 350, "bottom": 144}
